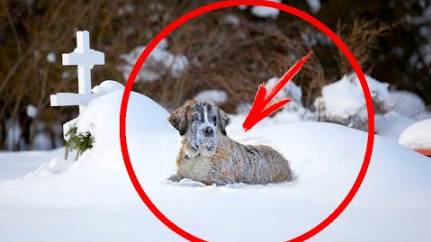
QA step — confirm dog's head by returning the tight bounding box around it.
[168,100,230,157]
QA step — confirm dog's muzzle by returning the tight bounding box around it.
[202,126,214,137]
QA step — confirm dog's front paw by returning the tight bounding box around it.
[167,174,183,183]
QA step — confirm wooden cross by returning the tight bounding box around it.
[50,30,105,113]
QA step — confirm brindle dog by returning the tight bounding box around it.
[168,100,293,185]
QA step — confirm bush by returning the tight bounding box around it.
[64,126,94,160]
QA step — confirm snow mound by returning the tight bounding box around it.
[119,39,188,82]
[91,80,124,96]
[12,81,175,186]
[321,73,389,118]
[194,89,228,104]
[399,119,431,150]
[315,73,390,130]
[1,81,431,241]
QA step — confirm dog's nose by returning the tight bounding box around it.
[203,126,214,137]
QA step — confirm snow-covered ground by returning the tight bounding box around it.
[0,83,430,242]
[0,149,61,181]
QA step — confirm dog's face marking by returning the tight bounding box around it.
[168,100,230,157]
[190,102,217,155]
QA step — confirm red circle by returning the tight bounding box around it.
[119,1,375,241]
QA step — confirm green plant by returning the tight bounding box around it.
[64,126,94,161]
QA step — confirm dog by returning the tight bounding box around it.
[168,100,293,185]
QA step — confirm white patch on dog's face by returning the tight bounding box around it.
[169,100,230,158]
[188,102,218,156]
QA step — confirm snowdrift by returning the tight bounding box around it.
[399,119,431,153]
[0,82,430,242]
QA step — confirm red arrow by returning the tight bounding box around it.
[242,51,313,131]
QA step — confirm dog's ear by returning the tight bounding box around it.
[218,109,230,135]
[168,104,188,135]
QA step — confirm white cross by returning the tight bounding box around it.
[50,30,105,113]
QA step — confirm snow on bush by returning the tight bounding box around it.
[305,0,321,13]
[399,119,431,151]
[119,39,188,82]
[5,119,23,150]
[311,74,430,138]
[250,0,280,19]
[26,104,38,118]
[264,77,315,122]
[265,77,302,103]
[235,74,427,140]
[194,89,228,104]
[222,14,240,26]
[46,52,56,63]
[314,73,391,130]
[236,102,252,114]
[387,90,427,119]
[247,0,320,18]
[236,77,314,123]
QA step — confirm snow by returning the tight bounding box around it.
[319,74,390,120]
[46,52,56,63]
[5,120,23,150]
[63,80,124,135]
[265,77,302,102]
[310,73,431,143]
[238,74,428,142]
[222,14,240,26]
[417,111,431,120]
[119,39,189,82]
[26,104,38,118]
[0,81,430,241]
[250,0,280,19]
[118,3,134,16]
[306,0,321,13]
[194,89,228,104]
[236,102,252,114]
[375,111,416,140]
[313,73,395,131]
[262,77,314,122]
[387,90,427,119]
[399,119,431,150]
[61,71,70,79]
[91,80,124,96]
[32,131,52,150]
[0,149,62,180]
[417,4,431,65]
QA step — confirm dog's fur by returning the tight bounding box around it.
[168,100,292,185]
